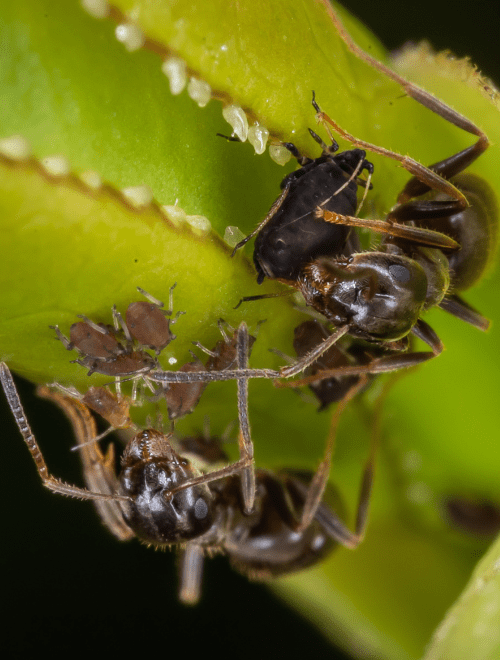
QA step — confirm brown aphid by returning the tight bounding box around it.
[52,320,125,361]
[75,350,157,378]
[293,320,360,410]
[204,321,256,372]
[164,358,208,420]
[125,285,183,355]
[82,386,134,430]
[444,497,500,536]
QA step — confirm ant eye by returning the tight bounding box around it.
[388,263,411,283]
[194,497,210,520]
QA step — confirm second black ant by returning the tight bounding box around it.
[232,82,495,378]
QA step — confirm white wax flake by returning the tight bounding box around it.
[80,0,109,19]
[406,481,432,504]
[222,104,248,142]
[402,449,422,472]
[161,57,187,95]
[0,135,31,161]
[186,214,211,235]
[168,357,178,365]
[79,170,102,189]
[224,226,245,248]
[248,124,269,155]
[115,23,145,52]
[162,205,187,226]
[41,155,71,177]
[187,77,211,107]
[269,144,292,166]
[122,185,153,207]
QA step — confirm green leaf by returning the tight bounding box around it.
[1,2,499,659]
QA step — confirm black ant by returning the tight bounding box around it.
[0,360,379,605]
[231,87,495,377]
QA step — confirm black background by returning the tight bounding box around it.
[2,2,499,658]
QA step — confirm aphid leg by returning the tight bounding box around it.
[112,305,133,343]
[231,179,293,256]
[0,363,131,505]
[178,543,205,605]
[49,324,73,350]
[318,0,489,200]
[296,376,367,532]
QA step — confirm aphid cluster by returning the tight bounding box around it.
[50,285,181,396]
[2,5,498,608]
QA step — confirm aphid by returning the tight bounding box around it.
[231,113,371,284]
[163,356,208,420]
[51,319,125,361]
[50,383,137,433]
[123,284,183,355]
[51,286,181,396]
[444,497,500,537]
[292,320,374,410]
[1,361,378,605]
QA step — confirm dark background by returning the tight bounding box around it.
[2,2,499,659]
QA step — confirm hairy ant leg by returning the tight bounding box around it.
[317,0,489,197]
[37,385,135,539]
[0,362,131,507]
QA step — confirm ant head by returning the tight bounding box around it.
[120,429,214,545]
[309,253,428,341]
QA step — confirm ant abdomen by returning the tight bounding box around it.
[120,429,214,545]
[226,470,336,578]
[412,173,498,292]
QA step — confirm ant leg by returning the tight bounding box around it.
[36,385,135,540]
[299,371,398,547]
[0,363,132,506]
[234,288,294,310]
[178,543,205,605]
[276,319,442,390]
[279,325,352,379]
[230,179,293,256]
[235,323,256,513]
[439,294,490,331]
[317,1,489,201]
[296,376,367,533]
[316,208,460,251]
